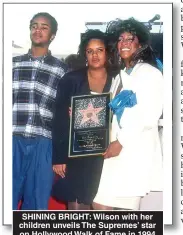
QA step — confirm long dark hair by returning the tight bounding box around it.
[77,29,120,76]
[106,17,159,70]
[78,29,109,60]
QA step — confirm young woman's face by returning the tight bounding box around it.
[117,32,141,61]
[85,39,107,69]
[30,16,54,47]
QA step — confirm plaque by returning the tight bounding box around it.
[68,93,112,158]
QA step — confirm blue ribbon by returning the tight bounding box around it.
[109,90,137,127]
[156,58,163,73]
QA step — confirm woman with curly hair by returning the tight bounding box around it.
[51,29,118,210]
[93,18,163,210]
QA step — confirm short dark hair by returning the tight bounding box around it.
[78,29,109,60]
[65,54,85,71]
[30,12,58,35]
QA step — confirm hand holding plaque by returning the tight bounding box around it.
[68,93,111,158]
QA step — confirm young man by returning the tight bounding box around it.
[13,12,67,210]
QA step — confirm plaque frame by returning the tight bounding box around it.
[68,92,112,158]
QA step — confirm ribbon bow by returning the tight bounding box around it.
[109,90,137,127]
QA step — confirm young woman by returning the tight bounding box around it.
[51,29,118,209]
[93,18,163,210]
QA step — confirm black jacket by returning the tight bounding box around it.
[52,67,113,164]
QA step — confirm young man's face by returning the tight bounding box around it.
[30,16,54,47]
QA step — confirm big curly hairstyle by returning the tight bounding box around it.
[106,17,159,69]
[77,29,109,60]
[77,29,119,75]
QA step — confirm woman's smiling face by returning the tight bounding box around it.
[117,32,141,61]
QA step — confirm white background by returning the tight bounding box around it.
[9,2,165,55]
[0,0,181,234]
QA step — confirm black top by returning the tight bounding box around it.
[52,67,113,204]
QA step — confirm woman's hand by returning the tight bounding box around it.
[53,164,67,178]
[103,140,122,159]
